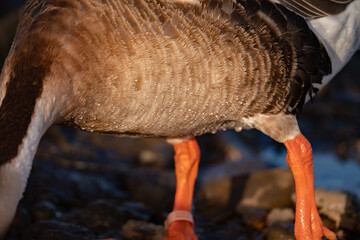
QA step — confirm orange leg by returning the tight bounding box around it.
[164,138,200,240]
[284,133,336,240]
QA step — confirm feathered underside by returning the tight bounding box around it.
[0,0,337,142]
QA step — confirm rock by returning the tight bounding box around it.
[196,175,237,221]
[198,132,247,166]
[291,188,360,234]
[122,220,166,240]
[138,149,168,168]
[137,140,173,169]
[65,200,153,235]
[21,220,94,240]
[267,222,295,240]
[237,206,268,229]
[237,168,295,210]
[124,168,176,212]
[30,201,57,222]
[266,208,295,226]
[24,161,126,208]
[196,158,268,221]
[195,217,254,240]
[315,189,360,231]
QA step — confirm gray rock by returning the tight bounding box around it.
[267,222,295,240]
[315,189,360,231]
[237,168,295,210]
[266,208,295,226]
[291,188,360,233]
[122,220,166,240]
[196,158,268,221]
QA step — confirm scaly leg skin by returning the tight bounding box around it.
[164,138,200,240]
[284,133,336,240]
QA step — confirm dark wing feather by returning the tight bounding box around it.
[274,3,332,111]
[202,0,331,113]
[278,0,353,19]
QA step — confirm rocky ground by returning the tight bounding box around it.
[1,2,360,240]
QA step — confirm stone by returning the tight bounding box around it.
[21,220,94,240]
[24,161,126,208]
[122,220,166,240]
[124,168,176,212]
[315,189,360,231]
[137,140,173,169]
[291,188,360,233]
[64,199,152,235]
[196,158,268,221]
[30,201,57,222]
[237,206,268,229]
[266,208,295,226]
[237,168,295,210]
[267,222,295,240]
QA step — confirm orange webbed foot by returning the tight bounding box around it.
[293,203,336,240]
[164,221,198,240]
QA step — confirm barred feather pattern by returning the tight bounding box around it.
[2,0,331,139]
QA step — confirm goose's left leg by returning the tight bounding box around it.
[164,138,200,240]
[254,114,336,240]
[284,134,336,240]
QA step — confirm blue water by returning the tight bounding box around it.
[261,148,360,198]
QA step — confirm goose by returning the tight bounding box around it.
[0,0,359,239]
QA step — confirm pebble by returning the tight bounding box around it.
[122,220,166,240]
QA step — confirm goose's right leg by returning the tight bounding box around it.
[98,138,200,240]
[164,138,200,240]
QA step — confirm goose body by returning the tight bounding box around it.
[0,0,359,239]
[2,0,318,138]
